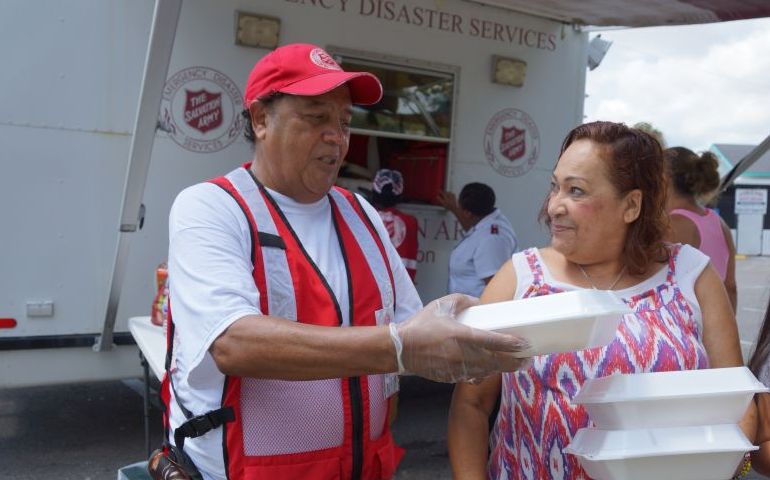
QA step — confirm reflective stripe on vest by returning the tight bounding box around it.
[328,187,394,317]
[226,168,296,320]
[213,167,400,480]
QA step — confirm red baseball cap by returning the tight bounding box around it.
[243,43,383,107]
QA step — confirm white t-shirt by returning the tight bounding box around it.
[167,181,422,480]
[448,209,518,297]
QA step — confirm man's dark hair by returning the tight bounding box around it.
[242,109,255,144]
[459,182,495,217]
[242,93,286,145]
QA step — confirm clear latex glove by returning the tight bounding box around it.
[389,293,531,383]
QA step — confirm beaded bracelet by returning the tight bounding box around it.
[733,453,752,479]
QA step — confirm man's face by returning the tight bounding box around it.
[251,86,352,203]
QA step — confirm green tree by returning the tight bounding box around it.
[633,121,666,148]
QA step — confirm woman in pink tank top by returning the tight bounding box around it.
[665,146,737,311]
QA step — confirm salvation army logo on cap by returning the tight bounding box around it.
[310,48,342,71]
[159,66,245,153]
[483,108,540,177]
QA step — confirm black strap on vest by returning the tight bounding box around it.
[165,297,234,451]
[167,338,235,450]
[174,406,236,450]
[257,231,285,250]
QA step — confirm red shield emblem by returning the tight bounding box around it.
[499,126,526,162]
[184,89,223,134]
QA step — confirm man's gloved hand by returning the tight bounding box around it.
[388,293,530,383]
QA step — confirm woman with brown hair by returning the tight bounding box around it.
[665,146,737,311]
[447,121,754,480]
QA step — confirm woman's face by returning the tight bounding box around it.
[547,139,641,264]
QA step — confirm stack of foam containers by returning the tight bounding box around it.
[564,367,767,480]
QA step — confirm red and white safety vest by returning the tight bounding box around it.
[161,165,403,480]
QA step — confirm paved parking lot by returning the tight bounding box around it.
[735,255,770,356]
[1,256,769,479]
[737,256,770,480]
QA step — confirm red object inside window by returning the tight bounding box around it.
[343,135,447,204]
[385,141,447,204]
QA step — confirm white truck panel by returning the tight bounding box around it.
[0,126,128,336]
[0,0,153,134]
[0,0,588,385]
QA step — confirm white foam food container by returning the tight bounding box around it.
[564,424,756,480]
[573,366,768,429]
[456,290,631,357]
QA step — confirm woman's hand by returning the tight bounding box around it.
[751,393,770,475]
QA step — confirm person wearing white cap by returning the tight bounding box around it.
[157,43,529,480]
[371,169,419,281]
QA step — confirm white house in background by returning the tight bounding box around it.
[712,144,770,256]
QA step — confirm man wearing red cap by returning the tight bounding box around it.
[161,43,528,480]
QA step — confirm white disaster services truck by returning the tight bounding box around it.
[3,0,767,387]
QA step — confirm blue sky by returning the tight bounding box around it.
[585,17,770,152]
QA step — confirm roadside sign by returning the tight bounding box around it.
[735,188,768,215]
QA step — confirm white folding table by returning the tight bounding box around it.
[128,316,166,457]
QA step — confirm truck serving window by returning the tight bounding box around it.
[333,54,456,207]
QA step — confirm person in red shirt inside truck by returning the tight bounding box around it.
[371,169,419,282]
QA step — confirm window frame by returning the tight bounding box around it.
[328,46,460,209]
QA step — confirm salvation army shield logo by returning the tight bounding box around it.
[159,67,245,153]
[184,89,222,134]
[379,211,407,248]
[310,48,342,70]
[500,126,526,162]
[484,108,540,177]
